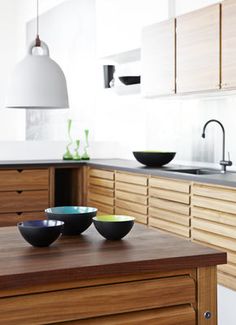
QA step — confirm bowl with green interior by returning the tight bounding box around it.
[93,215,135,240]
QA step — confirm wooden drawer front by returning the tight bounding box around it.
[116,190,148,205]
[149,197,190,216]
[116,172,148,186]
[0,211,44,227]
[150,177,190,193]
[0,276,195,324]
[150,187,190,204]
[116,199,148,215]
[0,169,49,191]
[149,207,190,227]
[88,192,114,207]
[0,190,49,213]
[116,181,148,195]
[192,183,236,202]
[73,305,195,325]
[149,217,190,238]
[115,207,148,225]
[192,195,236,215]
[89,168,114,180]
[88,200,114,215]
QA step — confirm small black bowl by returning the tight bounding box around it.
[45,206,97,236]
[133,151,176,167]
[93,215,135,240]
[119,76,141,85]
[17,220,64,247]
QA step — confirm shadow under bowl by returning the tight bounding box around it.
[17,220,64,247]
[45,206,97,236]
[133,151,176,167]
[93,215,135,240]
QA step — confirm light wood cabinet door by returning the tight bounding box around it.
[149,177,191,238]
[87,168,115,215]
[115,171,148,224]
[222,0,236,89]
[142,18,176,97]
[176,4,220,93]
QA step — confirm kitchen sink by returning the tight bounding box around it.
[167,168,222,175]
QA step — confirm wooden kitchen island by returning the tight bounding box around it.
[0,224,226,325]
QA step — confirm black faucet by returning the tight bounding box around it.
[201,119,232,173]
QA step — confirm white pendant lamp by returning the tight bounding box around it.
[6,0,69,109]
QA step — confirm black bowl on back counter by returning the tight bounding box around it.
[133,151,176,167]
[93,215,135,240]
[45,206,97,235]
[17,220,64,247]
[118,76,140,85]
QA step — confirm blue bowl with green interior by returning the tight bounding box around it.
[45,206,97,235]
[17,220,64,247]
[93,215,135,240]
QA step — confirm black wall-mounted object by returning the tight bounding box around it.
[103,65,115,88]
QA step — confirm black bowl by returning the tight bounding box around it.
[118,76,140,85]
[93,215,135,240]
[45,206,97,236]
[133,151,176,167]
[17,220,64,247]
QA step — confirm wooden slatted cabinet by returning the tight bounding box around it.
[0,168,51,226]
[115,171,148,224]
[87,168,115,215]
[192,182,236,290]
[149,176,191,238]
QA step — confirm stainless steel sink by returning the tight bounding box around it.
[167,168,222,175]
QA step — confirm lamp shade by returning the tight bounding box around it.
[6,41,69,109]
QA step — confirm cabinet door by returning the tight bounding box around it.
[222,0,236,89]
[176,4,220,93]
[142,19,176,97]
[115,171,148,224]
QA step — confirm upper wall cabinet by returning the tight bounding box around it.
[176,4,220,93]
[222,0,236,89]
[142,19,176,97]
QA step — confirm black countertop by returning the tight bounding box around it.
[0,158,236,187]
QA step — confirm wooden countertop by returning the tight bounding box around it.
[0,224,226,292]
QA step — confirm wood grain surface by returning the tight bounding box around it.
[0,224,226,292]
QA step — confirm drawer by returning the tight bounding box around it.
[116,181,148,195]
[149,187,190,204]
[116,199,148,215]
[150,177,190,193]
[0,169,49,191]
[192,195,236,214]
[88,185,114,197]
[0,211,44,227]
[0,276,195,324]
[149,197,190,216]
[149,217,190,238]
[116,190,148,205]
[115,207,148,225]
[88,192,114,206]
[149,207,190,227]
[116,172,148,186]
[192,206,236,227]
[193,183,236,202]
[0,190,49,213]
[89,168,114,180]
[76,305,196,325]
[88,177,114,189]
[88,200,114,215]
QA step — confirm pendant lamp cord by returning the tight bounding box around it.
[35,0,41,46]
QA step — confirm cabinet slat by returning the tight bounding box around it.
[192,195,236,214]
[116,199,147,215]
[89,169,114,180]
[192,183,236,202]
[89,177,114,189]
[116,190,148,205]
[150,197,190,216]
[150,187,190,204]
[149,217,190,238]
[88,192,114,206]
[116,172,147,186]
[116,182,148,195]
[192,206,236,227]
[150,177,190,193]
[115,207,147,225]
[149,207,190,226]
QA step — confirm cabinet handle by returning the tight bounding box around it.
[17,169,23,173]
[17,212,23,216]
[204,311,212,319]
[17,191,23,194]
